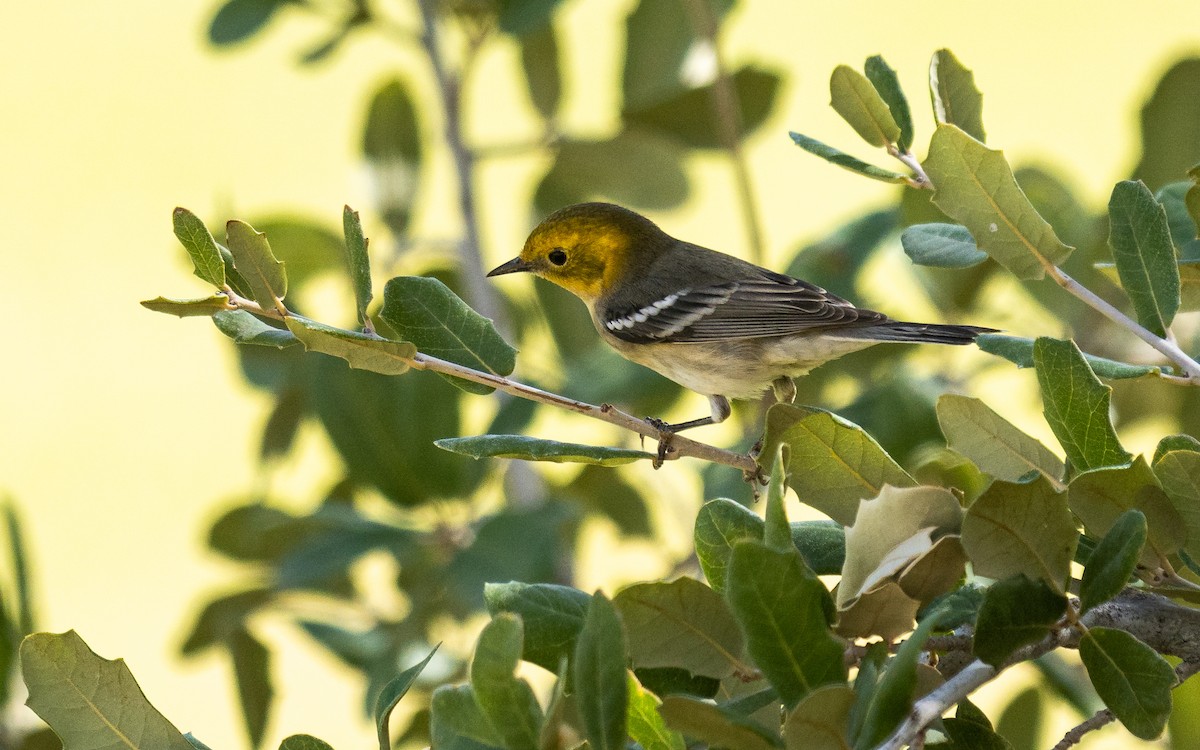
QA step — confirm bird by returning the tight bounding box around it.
[488,202,993,439]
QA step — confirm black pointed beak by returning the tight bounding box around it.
[487,257,534,277]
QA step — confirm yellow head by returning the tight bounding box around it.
[487,202,667,303]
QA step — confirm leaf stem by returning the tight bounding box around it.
[888,145,931,189]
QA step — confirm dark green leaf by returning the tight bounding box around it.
[994,687,1042,750]
[375,645,439,750]
[1107,180,1181,337]
[624,66,781,149]
[535,130,689,213]
[362,79,422,235]
[789,133,908,184]
[285,316,415,374]
[381,276,516,394]
[961,477,1076,594]
[245,217,343,289]
[1132,59,1200,191]
[1079,628,1175,740]
[1156,182,1200,260]
[614,577,744,680]
[929,49,985,142]
[621,0,733,111]
[830,64,901,148]
[760,404,915,526]
[213,310,299,348]
[973,576,1066,667]
[791,521,846,576]
[924,584,985,631]
[977,333,1162,379]
[5,504,34,637]
[185,733,215,750]
[1034,337,1132,471]
[1080,510,1146,613]
[694,498,763,593]
[518,24,560,119]
[230,629,272,748]
[141,294,232,318]
[658,695,782,750]
[21,631,194,750]
[226,220,287,306]
[181,589,274,654]
[941,717,1012,750]
[260,384,306,461]
[864,55,913,152]
[484,583,591,674]
[937,394,1065,483]
[173,207,226,287]
[435,435,652,466]
[924,125,1071,280]
[568,464,653,537]
[727,541,845,709]
[764,446,791,551]
[900,223,988,268]
[1068,457,1183,565]
[278,736,334,750]
[470,615,544,750]
[854,611,940,750]
[342,206,373,329]
[429,685,503,749]
[1154,434,1200,464]
[498,0,565,35]
[634,666,720,698]
[575,593,628,750]
[207,503,304,562]
[209,0,284,46]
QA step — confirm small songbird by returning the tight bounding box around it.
[488,202,993,434]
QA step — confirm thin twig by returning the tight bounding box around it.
[888,145,931,189]
[1051,661,1200,750]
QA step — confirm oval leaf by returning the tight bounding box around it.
[789,132,908,184]
[929,49,985,142]
[1154,449,1200,558]
[285,315,415,375]
[900,223,988,268]
[470,615,544,750]
[658,695,782,750]
[213,310,299,348]
[937,394,1065,484]
[864,55,913,152]
[226,220,287,306]
[172,207,225,287]
[694,498,764,593]
[829,65,901,148]
[1034,337,1132,471]
[342,206,374,329]
[1079,627,1175,740]
[1108,180,1181,337]
[977,333,1162,379]
[574,593,628,750]
[1069,457,1183,565]
[1080,510,1147,614]
[973,576,1067,668]
[484,582,591,674]
[435,435,652,466]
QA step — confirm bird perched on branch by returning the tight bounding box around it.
[489,202,992,440]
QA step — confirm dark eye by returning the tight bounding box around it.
[548,248,568,266]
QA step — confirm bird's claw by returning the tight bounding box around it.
[645,416,676,469]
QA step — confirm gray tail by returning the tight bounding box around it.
[839,321,997,345]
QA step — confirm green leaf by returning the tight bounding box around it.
[791,521,846,576]
[226,220,287,306]
[783,684,854,750]
[229,628,271,748]
[141,294,233,318]
[994,688,1042,750]
[1079,628,1175,740]
[726,541,845,709]
[1034,337,1132,471]
[209,0,285,46]
[635,666,720,698]
[900,223,988,268]
[829,65,901,148]
[764,446,791,551]
[976,333,1162,379]
[21,630,194,750]
[284,316,416,375]
[1069,457,1184,565]
[961,477,1076,594]
[694,499,763,593]
[658,695,782,750]
[789,133,908,184]
[362,79,422,235]
[929,49,985,142]
[864,55,913,152]
[973,576,1067,667]
[518,24,561,120]
[614,578,744,680]
[760,404,915,526]
[924,124,1072,280]
[941,716,1013,750]
[937,394,1065,484]
[498,0,566,35]
[1154,449,1200,558]
[375,645,439,750]
[1131,59,1200,192]
[213,310,299,348]
[342,206,373,329]
[435,435,652,466]
[1155,435,1200,463]
[380,276,516,394]
[1156,181,1200,260]
[484,583,591,674]
[470,615,544,750]
[574,593,628,750]
[535,130,689,213]
[278,736,335,750]
[854,611,941,750]
[621,0,733,111]
[628,674,686,750]
[430,685,503,749]
[1080,510,1146,614]
[172,207,226,287]
[4,503,33,637]
[624,66,781,149]
[1107,180,1181,337]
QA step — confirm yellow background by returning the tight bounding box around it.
[2,1,1199,748]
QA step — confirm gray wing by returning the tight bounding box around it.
[601,273,888,344]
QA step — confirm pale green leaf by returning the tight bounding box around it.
[435,435,652,466]
[342,205,374,329]
[694,499,763,594]
[789,132,908,184]
[375,645,439,750]
[961,477,1077,594]
[658,695,782,750]
[1080,510,1146,614]
[1107,180,1181,337]
[929,49,985,142]
[977,333,1162,379]
[900,223,988,268]
[1069,457,1183,565]
[764,445,791,551]
[628,673,685,750]
[1079,628,1175,740]
[21,630,194,750]
[284,316,415,375]
[783,684,854,750]
[835,581,920,642]
[226,219,287,306]
[829,65,901,148]
[937,394,1065,483]
[864,55,913,152]
[141,294,233,318]
[1154,449,1200,558]
[213,310,299,348]
[172,208,226,288]
[429,685,503,749]
[574,593,627,750]
[470,615,543,750]
[1034,337,1132,471]
[924,124,1072,280]
[614,577,744,680]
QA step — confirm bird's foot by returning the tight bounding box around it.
[645,416,677,469]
